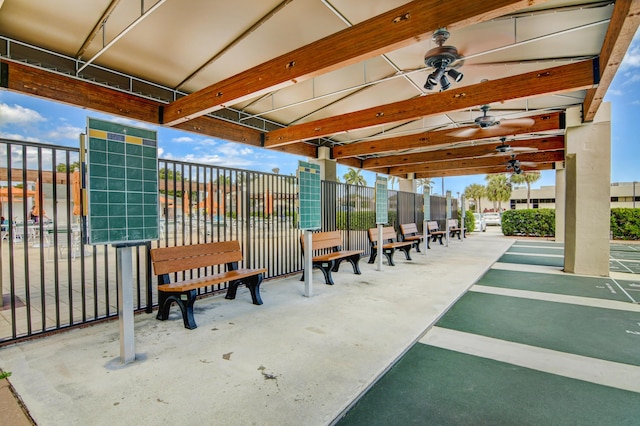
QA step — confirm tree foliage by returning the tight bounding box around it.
[343,168,367,186]
[510,171,541,209]
[485,174,512,210]
[464,183,486,212]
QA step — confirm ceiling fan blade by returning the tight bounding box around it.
[510,146,537,153]
[498,118,536,128]
[448,127,480,138]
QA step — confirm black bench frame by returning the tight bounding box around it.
[367,226,413,266]
[300,231,363,285]
[150,241,266,329]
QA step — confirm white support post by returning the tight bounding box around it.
[304,230,313,297]
[423,220,428,254]
[376,224,383,271]
[116,245,135,364]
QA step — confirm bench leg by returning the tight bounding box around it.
[156,289,198,330]
[414,241,421,253]
[317,260,336,285]
[383,248,395,266]
[226,274,264,305]
[399,245,412,261]
[345,254,362,275]
[368,249,377,264]
[436,234,443,245]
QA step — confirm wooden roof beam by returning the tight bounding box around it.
[0,60,272,149]
[415,163,554,179]
[265,59,597,148]
[336,112,564,160]
[388,150,564,176]
[363,136,565,170]
[161,0,549,126]
[583,0,640,122]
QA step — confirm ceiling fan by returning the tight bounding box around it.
[504,153,539,174]
[489,137,537,156]
[423,28,464,91]
[449,105,536,138]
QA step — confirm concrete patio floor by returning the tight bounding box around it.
[0,229,509,425]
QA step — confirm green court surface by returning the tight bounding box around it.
[498,253,565,267]
[337,344,640,426]
[478,269,632,302]
[512,240,564,248]
[436,292,640,366]
[610,259,640,274]
[506,246,564,255]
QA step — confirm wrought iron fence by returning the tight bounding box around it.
[0,138,452,345]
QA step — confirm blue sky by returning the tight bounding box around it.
[1,29,638,196]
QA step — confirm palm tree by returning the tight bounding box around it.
[387,176,397,190]
[416,178,433,193]
[464,183,486,213]
[509,171,541,209]
[343,168,367,186]
[485,174,512,211]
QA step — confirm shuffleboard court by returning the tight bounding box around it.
[498,253,565,267]
[337,344,640,426]
[478,269,632,302]
[436,292,640,366]
[506,246,564,255]
[512,240,564,248]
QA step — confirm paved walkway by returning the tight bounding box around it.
[1,229,639,425]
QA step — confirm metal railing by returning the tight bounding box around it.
[0,138,452,345]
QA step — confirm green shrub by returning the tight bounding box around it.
[610,208,640,240]
[501,209,555,237]
[460,210,475,233]
[336,211,376,230]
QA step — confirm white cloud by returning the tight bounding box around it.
[0,131,30,141]
[607,89,623,96]
[172,136,195,143]
[46,124,84,141]
[0,102,46,126]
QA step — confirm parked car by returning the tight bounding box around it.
[483,212,502,226]
[473,213,486,232]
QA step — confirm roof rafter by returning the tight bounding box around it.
[364,136,565,170]
[388,150,564,176]
[264,59,597,148]
[335,112,564,160]
[583,0,640,122]
[161,0,549,126]
[416,163,555,179]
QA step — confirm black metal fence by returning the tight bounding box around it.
[0,138,453,345]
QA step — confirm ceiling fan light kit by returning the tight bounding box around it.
[423,28,464,91]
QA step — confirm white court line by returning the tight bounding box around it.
[610,276,638,304]
[421,327,640,393]
[492,262,565,275]
[471,285,640,312]
[610,258,635,274]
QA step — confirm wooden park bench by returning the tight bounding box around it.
[367,226,413,266]
[300,230,363,285]
[426,221,447,248]
[149,241,266,329]
[447,219,465,240]
[399,223,424,253]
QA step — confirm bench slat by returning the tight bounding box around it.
[158,268,267,292]
[300,230,343,252]
[312,249,362,262]
[150,241,243,276]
